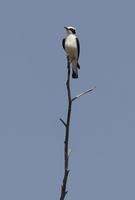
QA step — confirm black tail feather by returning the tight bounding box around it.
[77,63,80,69]
[72,70,78,79]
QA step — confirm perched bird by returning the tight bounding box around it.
[62,26,80,79]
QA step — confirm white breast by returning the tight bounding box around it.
[65,34,77,60]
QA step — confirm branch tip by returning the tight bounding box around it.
[60,118,67,127]
[72,86,96,102]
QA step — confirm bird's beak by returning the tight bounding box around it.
[64,27,68,30]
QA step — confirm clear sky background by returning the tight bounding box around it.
[0,0,135,199]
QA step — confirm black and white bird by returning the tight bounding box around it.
[62,26,80,79]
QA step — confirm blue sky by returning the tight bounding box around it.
[0,0,135,199]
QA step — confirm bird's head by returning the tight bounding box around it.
[64,26,76,35]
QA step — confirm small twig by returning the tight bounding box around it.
[72,86,96,102]
[60,118,67,127]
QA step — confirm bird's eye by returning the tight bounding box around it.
[70,28,76,34]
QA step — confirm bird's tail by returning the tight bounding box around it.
[72,63,79,79]
[72,69,78,79]
[77,63,80,69]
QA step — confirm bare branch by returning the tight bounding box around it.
[72,86,96,102]
[60,118,67,127]
[59,56,95,200]
[60,57,72,200]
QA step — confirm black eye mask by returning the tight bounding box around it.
[69,28,76,34]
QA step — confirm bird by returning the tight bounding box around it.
[62,26,80,79]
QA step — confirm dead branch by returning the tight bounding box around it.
[60,57,72,200]
[60,118,67,127]
[72,86,96,102]
[59,57,95,200]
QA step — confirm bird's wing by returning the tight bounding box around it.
[76,38,80,59]
[62,38,65,49]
